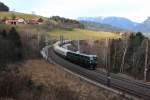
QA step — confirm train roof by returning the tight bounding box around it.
[70,50,97,58]
[54,41,97,58]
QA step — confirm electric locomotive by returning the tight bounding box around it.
[53,41,97,69]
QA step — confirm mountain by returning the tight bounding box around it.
[0,2,9,11]
[136,17,150,33]
[79,17,137,30]
[81,21,129,32]
[78,17,150,33]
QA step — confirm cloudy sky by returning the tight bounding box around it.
[1,0,150,22]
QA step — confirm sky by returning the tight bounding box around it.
[0,0,150,23]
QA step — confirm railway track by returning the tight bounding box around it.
[41,46,150,100]
[95,70,150,90]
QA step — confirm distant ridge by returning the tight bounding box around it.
[78,16,150,33]
[81,21,129,32]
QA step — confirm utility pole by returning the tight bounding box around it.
[45,35,49,46]
[37,33,40,50]
[77,39,80,53]
[105,38,111,86]
[62,35,64,44]
[144,39,149,82]
[60,35,63,47]
[45,35,49,60]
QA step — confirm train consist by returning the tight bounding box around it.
[53,41,97,69]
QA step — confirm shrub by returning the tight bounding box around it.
[0,72,33,98]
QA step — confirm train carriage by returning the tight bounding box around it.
[53,41,97,70]
[53,41,68,57]
[66,51,97,69]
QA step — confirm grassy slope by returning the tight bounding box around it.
[0,23,120,40]
[0,11,43,19]
[0,12,120,40]
[48,28,120,40]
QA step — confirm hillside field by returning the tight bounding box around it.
[0,11,43,19]
[0,12,120,40]
[48,28,120,40]
[0,24,120,40]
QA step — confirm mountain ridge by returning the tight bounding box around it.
[78,16,150,33]
[80,21,130,32]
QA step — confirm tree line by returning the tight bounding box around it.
[0,2,9,11]
[44,16,84,29]
[107,32,150,80]
[50,16,80,24]
[79,32,150,81]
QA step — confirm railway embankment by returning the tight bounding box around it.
[20,59,128,100]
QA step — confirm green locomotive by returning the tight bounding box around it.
[54,41,97,70]
[66,51,97,69]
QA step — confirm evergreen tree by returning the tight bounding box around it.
[8,27,23,60]
[1,29,7,38]
[8,27,22,47]
[129,32,144,51]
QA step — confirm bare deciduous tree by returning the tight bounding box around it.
[120,33,129,73]
[144,38,149,82]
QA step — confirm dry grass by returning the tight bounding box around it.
[48,28,120,40]
[19,59,127,100]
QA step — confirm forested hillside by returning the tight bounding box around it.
[0,2,9,11]
[45,16,84,29]
[75,32,150,80]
